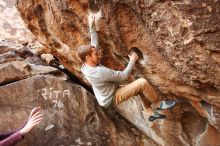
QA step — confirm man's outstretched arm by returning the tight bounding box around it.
[100,53,139,81]
[89,10,102,49]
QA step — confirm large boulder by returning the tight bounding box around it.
[0,75,141,146]
[14,0,220,145]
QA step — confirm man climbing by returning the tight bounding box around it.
[77,1,176,121]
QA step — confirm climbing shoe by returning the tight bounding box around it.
[157,99,176,110]
[149,113,166,122]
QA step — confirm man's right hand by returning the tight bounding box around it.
[128,52,139,62]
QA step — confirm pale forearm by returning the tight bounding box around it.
[91,31,99,49]
[122,60,135,77]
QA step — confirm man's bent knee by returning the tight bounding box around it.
[137,78,149,88]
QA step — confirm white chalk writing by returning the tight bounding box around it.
[52,100,64,108]
[38,88,70,108]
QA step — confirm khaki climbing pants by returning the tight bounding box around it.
[114,78,158,105]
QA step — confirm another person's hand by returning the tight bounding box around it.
[128,52,139,62]
[20,107,43,136]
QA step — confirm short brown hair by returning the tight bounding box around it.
[77,45,94,62]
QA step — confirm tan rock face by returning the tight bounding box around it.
[15,0,220,145]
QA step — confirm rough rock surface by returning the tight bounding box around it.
[13,0,220,145]
[0,41,156,146]
[0,0,34,42]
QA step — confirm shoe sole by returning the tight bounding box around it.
[157,101,176,110]
[149,115,166,122]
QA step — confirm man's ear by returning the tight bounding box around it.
[85,55,89,62]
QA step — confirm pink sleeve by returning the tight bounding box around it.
[0,131,23,146]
